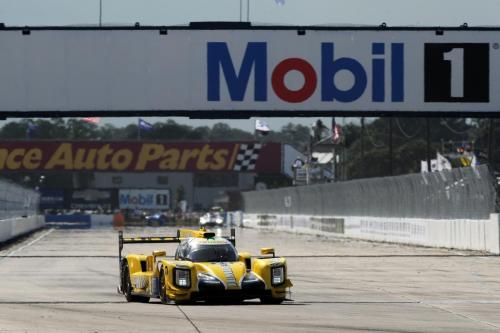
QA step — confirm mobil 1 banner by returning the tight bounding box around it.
[119,189,170,210]
[424,43,489,103]
[0,28,499,113]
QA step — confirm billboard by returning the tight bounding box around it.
[0,141,281,173]
[119,189,170,210]
[39,189,65,209]
[70,189,113,210]
[0,27,499,114]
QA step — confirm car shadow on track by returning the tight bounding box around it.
[147,300,303,306]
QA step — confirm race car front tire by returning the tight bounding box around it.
[159,269,170,305]
[122,262,150,303]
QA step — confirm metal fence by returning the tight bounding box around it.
[243,165,497,220]
[0,179,39,220]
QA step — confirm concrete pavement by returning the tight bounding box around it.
[1,227,500,332]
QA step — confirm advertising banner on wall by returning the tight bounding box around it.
[0,141,281,173]
[39,189,65,209]
[0,27,499,114]
[119,189,170,210]
[70,189,113,210]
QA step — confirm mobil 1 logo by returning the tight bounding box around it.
[424,43,489,102]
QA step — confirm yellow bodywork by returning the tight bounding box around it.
[121,228,292,304]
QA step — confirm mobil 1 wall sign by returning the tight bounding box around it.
[0,27,499,115]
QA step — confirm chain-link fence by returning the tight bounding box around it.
[0,180,39,220]
[243,165,497,220]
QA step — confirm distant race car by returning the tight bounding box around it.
[199,212,225,227]
[118,228,292,304]
[143,212,169,226]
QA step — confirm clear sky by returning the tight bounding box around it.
[1,0,498,27]
[0,0,498,132]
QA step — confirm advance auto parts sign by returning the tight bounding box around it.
[0,28,499,113]
[0,141,280,173]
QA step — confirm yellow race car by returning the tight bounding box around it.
[118,228,292,304]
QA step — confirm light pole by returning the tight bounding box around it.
[99,0,102,27]
[239,0,242,22]
[238,0,251,22]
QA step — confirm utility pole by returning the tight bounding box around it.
[360,117,365,177]
[426,118,431,172]
[488,118,495,167]
[332,146,336,182]
[239,0,243,21]
[388,117,393,176]
[99,0,102,27]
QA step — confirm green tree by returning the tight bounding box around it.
[66,119,99,139]
[0,121,29,139]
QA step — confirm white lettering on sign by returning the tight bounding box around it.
[443,48,465,98]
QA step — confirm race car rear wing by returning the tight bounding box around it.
[118,228,236,267]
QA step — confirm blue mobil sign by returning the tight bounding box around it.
[207,42,404,104]
[0,27,498,114]
[119,189,170,210]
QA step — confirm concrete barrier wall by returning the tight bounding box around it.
[44,214,114,228]
[242,213,500,254]
[0,215,45,243]
[243,166,496,220]
[90,214,114,228]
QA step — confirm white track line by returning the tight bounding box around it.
[4,228,55,257]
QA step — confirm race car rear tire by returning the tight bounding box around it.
[260,297,284,305]
[122,262,150,303]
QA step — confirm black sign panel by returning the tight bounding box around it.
[425,43,489,103]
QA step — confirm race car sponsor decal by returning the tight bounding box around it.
[196,239,228,245]
[268,258,284,265]
[219,262,238,289]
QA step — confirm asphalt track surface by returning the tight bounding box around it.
[1,226,500,333]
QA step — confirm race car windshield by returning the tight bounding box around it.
[186,244,238,262]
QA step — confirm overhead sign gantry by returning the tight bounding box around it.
[0,23,498,117]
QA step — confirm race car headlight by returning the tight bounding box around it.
[271,266,285,286]
[174,268,191,288]
[197,272,218,282]
[215,218,224,224]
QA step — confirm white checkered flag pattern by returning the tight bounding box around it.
[233,143,262,171]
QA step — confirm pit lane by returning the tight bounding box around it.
[1,227,500,333]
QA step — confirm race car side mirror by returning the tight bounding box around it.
[153,250,166,258]
[260,247,275,257]
[239,252,251,270]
